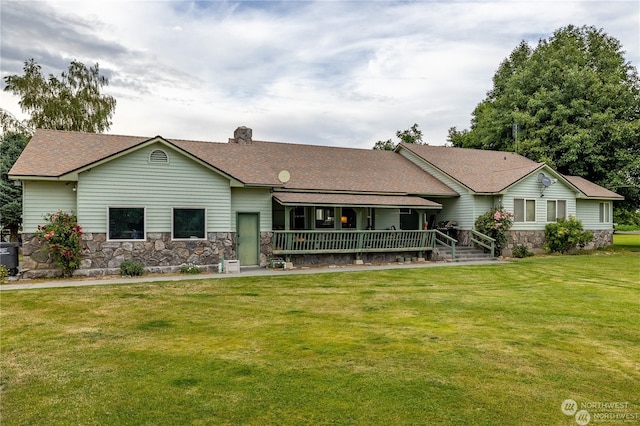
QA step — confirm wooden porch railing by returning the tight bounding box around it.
[433,229,458,259]
[272,230,443,257]
[470,230,496,257]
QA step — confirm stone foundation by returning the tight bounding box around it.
[285,251,432,267]
[502,229,613,257]
[21,232,238,279]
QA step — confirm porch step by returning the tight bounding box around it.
[438,245,497,263]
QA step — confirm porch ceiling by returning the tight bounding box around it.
[273,192,441,209]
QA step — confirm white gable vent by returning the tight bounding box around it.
[149,149,168,164]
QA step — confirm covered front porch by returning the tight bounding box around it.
[272,229,457,258]
[270,192,459,264]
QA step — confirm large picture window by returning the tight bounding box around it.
[514,199,536,223]
[108,207,145,240]
[173,208,206,239]
[546,200,567,222]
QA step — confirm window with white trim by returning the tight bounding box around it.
[546,200,567,222]
[599,202,611,223]
[108,207,145,240]
[172,208,206,239]
[514,198,536,222]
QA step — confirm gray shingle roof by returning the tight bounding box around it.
[8,129,149,177]
[10,129,456,196]
[171,138,456,195]
[399,143,544,193]
[563,175,624,200]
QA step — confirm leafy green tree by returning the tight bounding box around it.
[0,108,33,136]
[449,25,640,211]
[373,123,425,150]
[4,59,116,133]
[0,133,29,241]
[2,59,117,238]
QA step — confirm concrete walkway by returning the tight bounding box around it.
[0,259,504,291]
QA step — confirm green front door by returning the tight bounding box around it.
[237,213,259,266]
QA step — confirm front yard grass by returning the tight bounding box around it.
[612,232,640,252]
[1,252,639,425]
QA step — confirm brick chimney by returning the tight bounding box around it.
[231,126,252,144]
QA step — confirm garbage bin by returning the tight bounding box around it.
[0,242,19,276]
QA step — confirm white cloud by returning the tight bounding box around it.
[1,0,638,148]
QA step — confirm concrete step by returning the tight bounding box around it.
[437,245,497,262]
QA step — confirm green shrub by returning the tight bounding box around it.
[512,244,533,258]
[544,216,594,254]
[0,264,8,283]
[179,263,202,274]
[613,207,640,227]
[474,209,514,256]
[35,211,83,277]
[615,224,640,232]
[120,260,145,276]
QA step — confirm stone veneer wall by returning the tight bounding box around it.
[502,229,614,256]
[285,251,432,267]
[21,232,239,278]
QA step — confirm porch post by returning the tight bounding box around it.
[284,206,291,230]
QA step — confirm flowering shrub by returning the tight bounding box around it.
[474,209,514,256]
[35,211,83,277]
[179,263,202,274]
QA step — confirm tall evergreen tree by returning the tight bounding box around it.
[0,133,29,241]
[449,25,640,210]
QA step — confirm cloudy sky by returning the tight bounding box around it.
[1,1,638,148]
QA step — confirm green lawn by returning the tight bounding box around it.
[613,232,640,252]
[1,253,639,425]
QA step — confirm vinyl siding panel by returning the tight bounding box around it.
[399,149,474,229]
[77,143,231,233]
[231,188,272,231]
[577,199,612,230]
[375,208,399,230]
[22,181,77,232]
[503,172,577,231]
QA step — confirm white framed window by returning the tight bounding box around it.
[172,208,206,239]
[514,198,536,223]
[599,202,611,223]
[108,207,146,240]
[546,200,567,222]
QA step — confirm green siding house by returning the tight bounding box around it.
[9,127,622,277]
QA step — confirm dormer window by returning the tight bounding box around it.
[149,149,168,163]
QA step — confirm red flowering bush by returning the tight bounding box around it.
[35,211,83,277]
[474,208,514,256]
